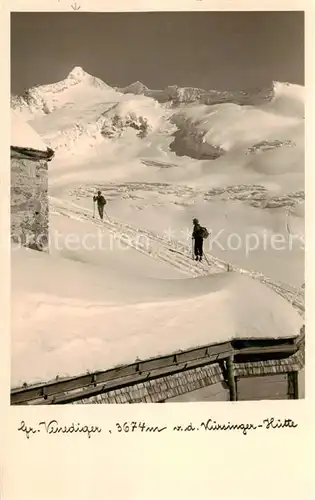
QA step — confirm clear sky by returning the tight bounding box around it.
[11,11,304,95]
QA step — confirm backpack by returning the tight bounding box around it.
[99,196,107,206]
[200,226,209,239]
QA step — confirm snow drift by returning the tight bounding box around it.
[11,247,303,387]
[11,109,48,151]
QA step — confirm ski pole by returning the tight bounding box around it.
[104,209,110,222]
[204,253,210,266]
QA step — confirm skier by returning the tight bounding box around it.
[192,218,209,261]
[93,190,107,220]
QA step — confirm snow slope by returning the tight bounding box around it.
[11,68,305,387]
[11,246,303,387]
[49,208,185,280]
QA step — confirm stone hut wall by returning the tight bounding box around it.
[11,152,49,251]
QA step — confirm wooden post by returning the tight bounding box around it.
[226,356,237,401]
[288,371,299,399]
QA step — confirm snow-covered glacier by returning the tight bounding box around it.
[12,68,304,180]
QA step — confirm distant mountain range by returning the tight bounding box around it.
[11,65,281,119]
[10,66,304,163]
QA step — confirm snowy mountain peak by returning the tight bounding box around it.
[120,81,149,95]
[67,66,90,81]
[11,66,115,120]
[64,66,112,91]
[129,81,148,89]
[272,80,304,97]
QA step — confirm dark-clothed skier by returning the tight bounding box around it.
[192,218,204,261]
[93,190,107,220]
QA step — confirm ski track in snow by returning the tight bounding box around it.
[51,198,215,278]
[50,196,305,316]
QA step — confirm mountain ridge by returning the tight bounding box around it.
[10,66,304,164]
[12,65,303,120]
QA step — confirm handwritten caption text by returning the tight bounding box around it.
[17,417,298,440]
